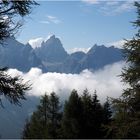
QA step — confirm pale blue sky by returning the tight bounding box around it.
[17,0,137,49]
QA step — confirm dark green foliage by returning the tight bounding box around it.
[22,94,50,138]
[0,0,38,41]
[0,1,37,105]
[22,89,113,139]
[88,92,104,138]
[22,92,62,139]
[61,89,107,138]
[0,68,30,105]
[121,1,140,114]
[80,89,93,138]
[61,89,83,138]
[107,2,140,138]
[46,92,62,138]
[103,97,112,125]
[106,97,138,138]
[101,97,112,138]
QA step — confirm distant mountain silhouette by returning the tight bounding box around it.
[0,36,124,73]
[0,37,45,72]
[34,35,68,63]
[77,44,123,72]
[33,36,124,73]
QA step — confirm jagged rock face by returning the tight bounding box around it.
[61,45,123,73]
[61,51,86,73]
[78,45,123,72]
[0,36,124,73]
[0,37,45,72]
[34,35,68,63]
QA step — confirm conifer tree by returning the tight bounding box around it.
[121,1,140,117]
[80,89,102,138]
[0,1,37,105]
[61,89,105,138]
[22,94,50,139]
[0,0,37,41]
[103,97,112,125]
[90,92,104,138]
[102,97,112,138]
[81,90,111,138]
[22,92,62,139]
[46,92,62,138]
[81,88,93,138]
[108,2,140,138]
[61,90,83,138]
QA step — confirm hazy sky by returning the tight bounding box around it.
[17,0,136,50]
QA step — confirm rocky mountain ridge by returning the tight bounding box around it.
[0,35,124,73]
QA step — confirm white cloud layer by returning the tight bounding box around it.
[82,0,99,4]
[7,61,127,102]
[28,34,55,49]
[28,37,44,49]
[40,20,50,24]
[67,47,91,54]
[39,15,61,25]
[106,40,127,49]
[47,15,61,24]
[82,1,135,15]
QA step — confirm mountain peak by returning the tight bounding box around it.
[44,35,61,45]
[34,35,68,63]
[88,44,107,54]
[49,35,55,39]
[93,44,106,49]
[46,35,57,42]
